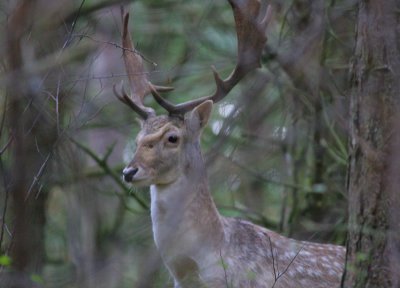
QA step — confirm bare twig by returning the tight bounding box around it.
[0,158,10,251]
[267,235,278,284]
[218,205,276,229]
[25,152,52,201]
[267,233,308,288]
[63,0,86,48]
[73,33,158,66]
[65,0,132,23]
[225,155,314,193]
[219,249,230,288]
[276,244,304,283]
[56,77,61,136]
[0,93,7,138]
[70,137,149,210]
[0,136,13,156]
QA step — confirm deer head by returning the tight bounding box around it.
[116,1,272,186]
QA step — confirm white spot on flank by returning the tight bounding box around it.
[321,256,330,263]
[284,251,296,259]
[329,269,338,276]
[333,261,343,269]
[300,251,312,257]
[297,266,305,274]
[300,278,310,285]
[310,269,322,277]
[322,262,331,268]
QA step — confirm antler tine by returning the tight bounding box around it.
[113,82,152,119]
[151,0,272,116]
[150,66,227,114]
[113,7,157,119]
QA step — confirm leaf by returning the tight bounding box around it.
[30,273,44,284]
[0,255,11,266]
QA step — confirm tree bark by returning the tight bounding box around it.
[4,1,54,286]
[343,0,400,287]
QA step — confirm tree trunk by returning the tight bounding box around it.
[343,0,400,287]
[4,1,55,286]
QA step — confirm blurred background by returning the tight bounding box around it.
[0,0,355,287]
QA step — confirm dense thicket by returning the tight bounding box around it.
[1,0,396,287]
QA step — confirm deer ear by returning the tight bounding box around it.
[185,100,213,133]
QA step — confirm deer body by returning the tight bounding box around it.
[152,171,345,287]
[123,110,345,288]
[114,1,346,287]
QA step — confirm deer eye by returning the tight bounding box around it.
[167,135,179,144]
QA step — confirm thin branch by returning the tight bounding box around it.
[267,235,278,285]
[276,244,304,283]
[0,42,94,89]
[56,77,61,136]
[0,136,13,155]
[226,156,314,193]
[218,205,276,229]
[0,93,7,138]
[63,0,86,48]
[219,249,230,288]
[73,33,157,66]
[25,152,52,201]
[70,137,149,210]
[0,110,10,250]
[65,0,133,23]
[0,158,9,251]
[268,233,308,288]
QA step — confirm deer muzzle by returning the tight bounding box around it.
[122,166,139,182]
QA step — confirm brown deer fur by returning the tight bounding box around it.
[123,101,345,287]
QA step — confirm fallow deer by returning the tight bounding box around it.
[114,1,345,287]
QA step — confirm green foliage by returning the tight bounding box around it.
[0,0,354,287]
[31,273,45,285]
[0,255,11,267]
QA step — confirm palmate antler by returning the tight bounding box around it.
[113,7,173,119]
[115,0,272,118]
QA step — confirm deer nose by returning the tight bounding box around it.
[123,167,138,182]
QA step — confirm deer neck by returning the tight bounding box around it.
[150,145,224,263]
